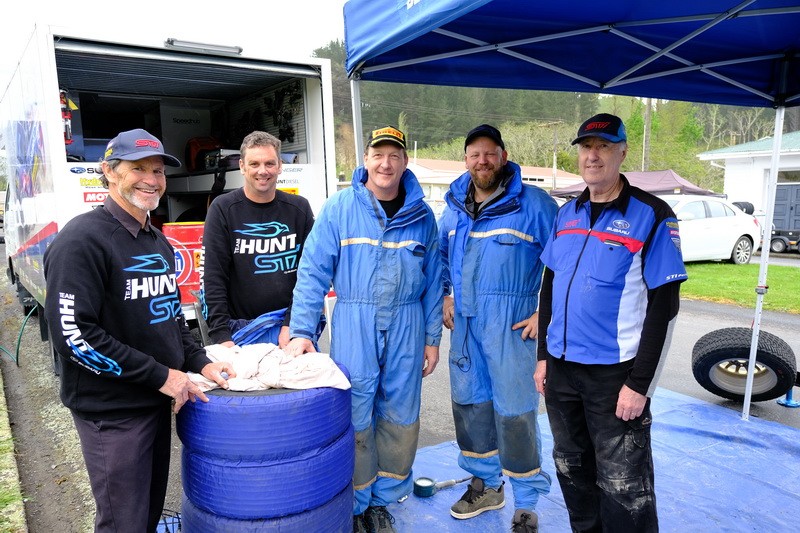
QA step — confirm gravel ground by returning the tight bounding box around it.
[0,285,95,533]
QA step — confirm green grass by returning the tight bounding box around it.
[682,262,800,314]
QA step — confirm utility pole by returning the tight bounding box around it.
[642,98,652,171]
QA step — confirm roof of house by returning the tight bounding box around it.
[407,158,582,188]
[698,130,800,159]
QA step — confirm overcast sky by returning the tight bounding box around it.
[1,0,348,91]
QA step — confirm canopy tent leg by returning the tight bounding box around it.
[351,78,365,163]
[742,106,785,420]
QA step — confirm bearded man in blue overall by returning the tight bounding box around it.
[439,124,557,532]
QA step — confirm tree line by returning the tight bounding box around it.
[315,40,798,192]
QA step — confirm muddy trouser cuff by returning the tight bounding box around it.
[353,418,420,514]
[453,400,551,508]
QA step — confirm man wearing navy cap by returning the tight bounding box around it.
[44,128,234,533]
[535,114,687,531]
[439,124,558,532]
[286,126,442,533]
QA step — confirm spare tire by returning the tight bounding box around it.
[181,483,353,533]
[692,327,796,402]
[732,201,755,214]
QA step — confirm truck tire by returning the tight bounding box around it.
[729,236,753,264]
[770,237,787,253]
[182,424,355,520]
[732,201,755,214]
[176,366,351,462]
[181,483,353,533]
[692,327,796,402]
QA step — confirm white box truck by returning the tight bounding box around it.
[1,25,337,348]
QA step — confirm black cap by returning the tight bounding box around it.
[465,124,505,151]
[366,126,406,149]
[571,113,627,145]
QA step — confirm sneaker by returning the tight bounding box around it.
[364,506,397,533]
[450,478,505,519]
[511,509,539,532]
[353,513,368,533]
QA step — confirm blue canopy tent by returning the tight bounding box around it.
[343,0,800,417]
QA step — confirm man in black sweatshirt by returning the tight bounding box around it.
[43,128,234,533]
[202,130,319,348]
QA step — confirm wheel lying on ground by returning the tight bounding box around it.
[692,327,797,402]
[729,236,753,264]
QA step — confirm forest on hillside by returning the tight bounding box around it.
[314,40,799,192]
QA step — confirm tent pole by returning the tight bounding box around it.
[742,105,785,420]
[350,78,365,163]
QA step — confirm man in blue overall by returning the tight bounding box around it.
[286,126,442,533]
[535,114,687,532]
[439,124,557,532]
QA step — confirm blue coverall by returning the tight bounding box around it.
[439,161,557,511]
[290,166,442,514]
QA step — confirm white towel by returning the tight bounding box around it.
[189,343,351,392]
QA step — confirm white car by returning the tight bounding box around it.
[660,194,762,264]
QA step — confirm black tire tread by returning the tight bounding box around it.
[692,327,796,401]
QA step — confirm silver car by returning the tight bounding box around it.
[661,194,762,264]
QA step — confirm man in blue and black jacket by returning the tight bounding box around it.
[535,114,687,532]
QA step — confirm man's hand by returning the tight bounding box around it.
[201,361,236,390]
[278,326,291,349]
[616,384,647,421]
[284,337,317,356]
[533,359,547,394]
[221,340,235,348]
[159,368,211,414]
[512,311,538,340]
[443,295,455,330]
[422,345,439,377]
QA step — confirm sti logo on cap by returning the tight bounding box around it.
[135,139,160,148]
[585,122,611,131]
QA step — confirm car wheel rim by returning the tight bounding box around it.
[736,240,751,263]
[709,358,777,394]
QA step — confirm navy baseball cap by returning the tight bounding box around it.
[367,126,407,149]
[104,128,181,167]
[571,113,627,145]
[465,124,505,151]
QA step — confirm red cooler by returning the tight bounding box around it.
[163,222,204,304]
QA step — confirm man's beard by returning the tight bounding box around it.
[472,166,504,193]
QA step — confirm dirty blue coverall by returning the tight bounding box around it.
[290,166,442,515]
[439,161,557,511]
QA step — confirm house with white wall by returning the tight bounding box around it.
[407,158,582,217]
[698,131,800,230]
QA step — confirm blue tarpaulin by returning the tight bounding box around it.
[391,388,800,531]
